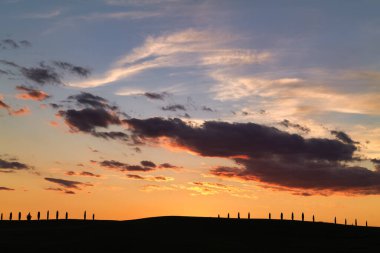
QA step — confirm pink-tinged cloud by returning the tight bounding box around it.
[16,86,50,101]
[49,121,59,127]
[66,170,101,178]
[10,107,30,116]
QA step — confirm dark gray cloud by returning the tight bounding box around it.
[159,163,181,169]
[53,61,91,77]
[57,92,129,142]
[161,104,186,111]
[20,63,61,85]
[92,131,129,141]
[144,92,167,100]
[126,174,144,180]
[279,119,310,134]
[16,86,50,101]
[125,117,380,195]
[0,186,14,191]
[201,106,214,112]
[19,40,32,47]
[44,177,92,189]
[98,160,154,172]
[45,187,75,194]
[0,69,9,75]
[0,158,31,172]
[126,118,356,161]
[58,108,121,133]
[0,39,31,49]
[331,130,358,145]
[140,160,156,168]
[67,92,112,109]
[0,60,90,85]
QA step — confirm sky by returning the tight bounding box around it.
[1,0,380,225]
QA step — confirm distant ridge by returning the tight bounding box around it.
[1,216,379,252]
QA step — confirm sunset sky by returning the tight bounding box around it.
[1,0,380,225]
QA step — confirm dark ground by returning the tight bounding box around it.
[0,216,379,252]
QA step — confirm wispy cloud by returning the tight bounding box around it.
[69,28,271,88]
[24,9,61,19]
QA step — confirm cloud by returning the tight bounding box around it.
[59,108,121,132]
[0,60,90,85]
[161,104,186,111]
[45,187,75,194]
[143,92,167,100]
[184,181,257,199]
[24,9,61,19]
[16,86,50,101]
[67,92,118,110]
[140,160,156,168]
[158,163,181,169]
[124,117,380,195]
[53,61,91,77]
[20,63,62,85]
[66,171,101,178]
[201,106,214,112]
[0,95,30,116]
[69,29,271,88]
[57,92,129,141]
[279,119,310,134]
[331,130,358,145]
[0,186,15,191]
[210,71,380,116]
[44,177,92,190]
[0,39,31,50]
[0,97,11,110]
[0,158,31,172]
[78,11,161,21]
[10,107,30,116]
[91,131,129,141]
[140,184,176,192]
[98,160,154,172]
[126,174,173,181]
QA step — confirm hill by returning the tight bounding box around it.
[0,216,379,252]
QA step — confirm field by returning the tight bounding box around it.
[0,216,379,252]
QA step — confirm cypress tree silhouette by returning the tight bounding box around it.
[302,212,304,222]
[248,212,250,219]
[84,211,87,220]
[27,212,31,221]
[1,213,2,220]
[9,212,12,221]
[227,213,230,219]
[345,218,347,225]
[366,221,368,227]
[269,213,271,220]
[56,210,59,220]
[355,219,357,226]
[218,214,220,218]
[312,215,315,222]
[65,212,68,220]
[92,214,95,221]
[47,210,49,220]
[37,211,40,221]
[281,212,283,220]
[238,212,240,219]
[18,212,21,221]
[291,212,294,221]
[334,217,336,224]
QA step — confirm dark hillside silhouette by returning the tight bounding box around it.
[0,216,379,253]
